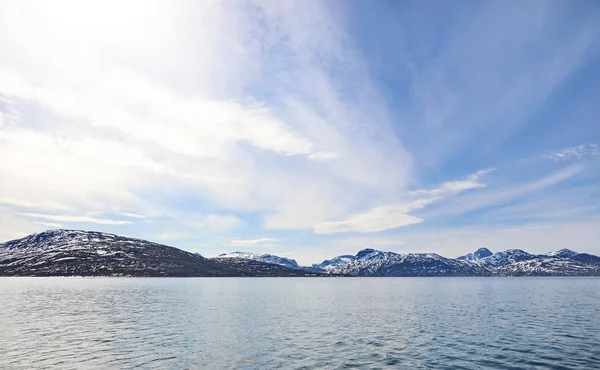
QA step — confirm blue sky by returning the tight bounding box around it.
[0,0,599,265]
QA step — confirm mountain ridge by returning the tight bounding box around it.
[1,230,599,277]
[0,230,325,277]
[216,251,299,269]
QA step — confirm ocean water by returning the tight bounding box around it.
[0,277,599,369]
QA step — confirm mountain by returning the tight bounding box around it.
[459,247,600,276]
[571,253,600,263]
[216,252,299,268]
[456,247,493,261]
[210,257,319,277]
[493,257,600,276]
[312,255,355,271]
[0,230,322,277]
[476,249,539,267]
[545,249,578,258]
[322,249,490,277]
[319,247,600,277]
[2,230,598,277]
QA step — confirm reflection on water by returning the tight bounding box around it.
[1,277,599,369]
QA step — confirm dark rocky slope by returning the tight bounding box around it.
[0,230,321,277]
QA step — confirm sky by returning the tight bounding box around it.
[1,0,599,265]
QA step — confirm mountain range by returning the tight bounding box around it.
[0,230,323,277]
[1,229,599,277]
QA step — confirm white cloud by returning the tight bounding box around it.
[546,143,599,161]
[423,164,584,218]
[34,222,62,228]
[227,238,281,247]
[2,0,594,256]
[314,169,491,234]
[0,0,413,233]
[119,212,146,219]
[314,204,424,234]
[308,151,339,161]
[410,168,494,196]
[19,213,132,225]
[0,197,72,212]
[0,128,165,218]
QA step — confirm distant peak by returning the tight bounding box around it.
[355,248,378,259]
[357,248,376,253]
[216,251,298,268]
[546,249,579,258]
[474,247,493,258]
[456,247,493,261]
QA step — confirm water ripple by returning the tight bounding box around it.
[0,277,599,369]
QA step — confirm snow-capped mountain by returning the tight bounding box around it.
[321,249,490,276]
[457,247,600,275]
[477,249,539,267]
[216,252,299,269]
[317,247,600,277]
[0,229,220,276]
[456,247,493,261]
[0,230,319,277]
[2,230,598,277]
[545,249,578,258]
[493,257,600,276]
[312,255,355,271]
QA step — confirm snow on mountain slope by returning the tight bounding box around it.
[216,251,299,268]
[0,230,314,277]
[322,247,600,276]
[0,229,224,276]
[312,255,354,271]
[325,249,490,276]
[494,257,600,276]
[478,249,539,267]
[456,247,493,261]
[456,247,600,276]
[545,249,579,258]
[3,230,599,277]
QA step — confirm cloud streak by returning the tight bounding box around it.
[315,169,492,234]
[546,143,599,161]
[0,1,598,260]
[19,213,132,225]
[0,0,413,236]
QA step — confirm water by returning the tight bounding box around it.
[1,277,599,369]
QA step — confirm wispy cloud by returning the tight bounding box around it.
[119,212,146,219]
[422,164,584,218]
[315,169,492,234]
[307,151,339,161]
[314,203,425,234]
[33,221,62,228]
[410,168,495,197]
[396,1,599,168]
[0,1,598,258]
[0,0,412,236]
[19,213,132,225]
[0,197,72,212]
[546,143,599,161]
